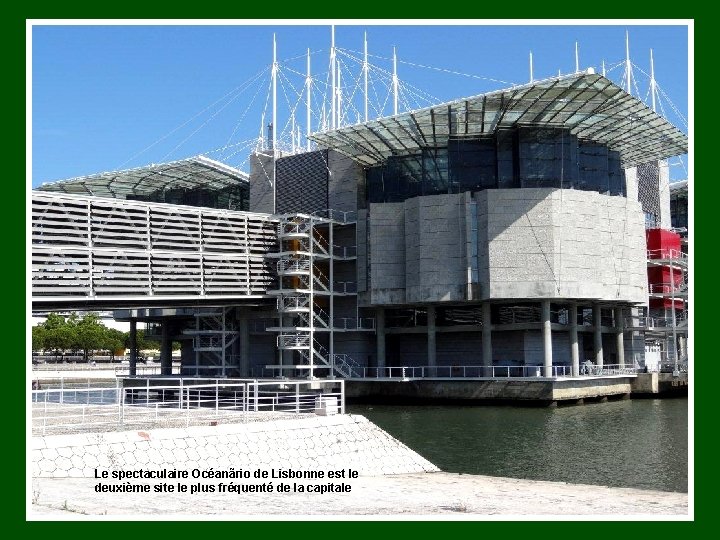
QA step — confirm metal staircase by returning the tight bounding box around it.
[265,213,362,379]
[183,308,239,376]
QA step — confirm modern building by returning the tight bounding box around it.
[32,71,689,383]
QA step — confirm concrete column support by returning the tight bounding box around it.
[542,300,552,377]
[376,307,386,376]
[427,305,436,376]
[160,319,172,376]
[239,314,250,377]
[569,303,579,377]
[615,306,625,368]
[129,318,137,377]
[482,302,492,377]
[594,303,604,369]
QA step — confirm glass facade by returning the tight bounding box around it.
[365,126,626,204]
[127,183,249,211]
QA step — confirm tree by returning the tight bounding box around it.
[73,313,106,362]
[103,328,126,361]
[38,313,74,361]
[31,325,46,352]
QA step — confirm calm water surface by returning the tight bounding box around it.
[349,398,688,492]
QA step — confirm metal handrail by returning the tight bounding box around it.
[342,364,640,379]
[31,378,345,435]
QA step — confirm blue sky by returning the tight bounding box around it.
[31,23,690,185]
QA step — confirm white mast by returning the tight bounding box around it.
[575,41,579,72]
[625,30,632,94]
[392,46,398,115]
[529,51,533,82]
[364,31,369,122]
[602,59,606,77]
[306,48,312,150]
[272,33,277,153]
[650,48,657,112]
[272,33,277,213]
[337,58,342,128]
[331,25,336,130]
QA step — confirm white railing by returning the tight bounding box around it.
[276,258,311,274]
[114,364,183,377]
[278,220,312,236]
[344,364,639,379]
[647,248,687,262]
[31,378,345,435]
[277,333,310,348]
[311,209,357,224]
[279,295,310,311]
[648,282,688,294]
[627,315,688,329]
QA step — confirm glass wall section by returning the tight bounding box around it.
[496,129,519,189]
[448,137,497,192]
[364,126,626,204]
[367,154,423,203]
[518,127,578,188]
[608,150,626,196]
[578,141,609,192]
[422,148,449,195]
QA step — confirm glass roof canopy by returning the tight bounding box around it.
[309,71,688,169]
[35,156,249,198]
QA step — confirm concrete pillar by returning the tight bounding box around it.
[427,305,436,376]
[615,306,625,368]
[160,320,173,376]
[593,304,604,369]
[129,318,137,377]
[542,300,552,377]
[482,302,492,377]
[376,308,386,376]
[239,315,250,377]
[569,303,579,377]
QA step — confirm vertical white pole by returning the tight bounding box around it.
[625,30,632,94]
[306,48,311,150]
[331,25,336,130]
[364,31,369,122]
[575,41,579,72]
[392,46,398,115]
[337,59,342,128]
[650,48,657,112]
[272,33,277,213]
[529,51,533,82]
[602,59,606,77]
[272,33,277,153]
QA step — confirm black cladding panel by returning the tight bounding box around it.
[276,150,329,214]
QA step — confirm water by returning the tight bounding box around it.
[349,398,688,493]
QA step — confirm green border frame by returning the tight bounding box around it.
[12,8,703,534]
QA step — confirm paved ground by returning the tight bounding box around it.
[30,473,688,518]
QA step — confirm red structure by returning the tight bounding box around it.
[646,229,685,309]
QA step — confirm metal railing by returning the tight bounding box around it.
[647,248,688,262]
[277,258,311,273]
[277,333,310,348]
[343,364,639,379]
[334,317,376,330]
[627,315,688,328]
[114,364,183,377]
[311,209,357,224]
[32,378,345,435]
